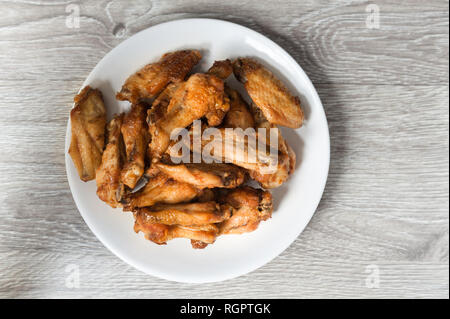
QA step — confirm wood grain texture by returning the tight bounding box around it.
[0,0,448,298]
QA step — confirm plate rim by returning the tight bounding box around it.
[65,18,330,283]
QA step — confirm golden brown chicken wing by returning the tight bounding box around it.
[248,153,291,188]
[116,50,202,103]
[222,87,255,129]
[123,171,201,210]
[218,186,272,235]
[233,58,304,128]
[134,221,219,245]
[170,224,219,244]
[69,86,107,181]
[162,73,230,126]
[96,114,125,207]
[208,59,253,128]
[183,124,280,174]
[148,73,230,159]
[207,59,233,79]
[248,137,295,188]
[155,161,246,189]
[248,103,296,188]
[146,82,181,126]
[133,201,231,226]
[120,103,149,189]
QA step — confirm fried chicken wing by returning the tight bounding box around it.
[233,58,304,128]
[96,114,126,207]
[247,103,296,188]
[134,222,219,245]
[116,50,202,103]
[208,60,251,128]
[123,172,201,210]
[134,222,168,245]
[248,152,292,188]
[207,59,233,79]
[218,187,273,235]
[69,86,107,181]
[222,87,255,129]
[120,103,149,189]
[170,224,219,244]
[155,161,246,189]
[148,73,230,159]
[133,201,232,226]
[163,73,230,126]
[183,124,280,174]
[146,82,181,126]
[249,136,295,188]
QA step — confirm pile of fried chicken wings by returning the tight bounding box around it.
[69,50,304,249]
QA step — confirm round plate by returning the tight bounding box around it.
[65,18,330,283]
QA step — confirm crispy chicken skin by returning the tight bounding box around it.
[196,188,216,202]
[134,222,219,245]
[69,86,107,181]
[116,50,202,103]
[248,154,290,188]
[120,103,149,189]
[218,187,273,235]
[233,58,304,128]
[191,240,209,249]
[249,147,292,188]
[96,114,126,207]
[146,83,181,126]
[170,224,219,244]
[148,73,230,159]
[155,161,246,189]
[222,87,255,129]
[207,59,233,79]
[123,172,201,210]
[133,201,232,226]
[249,132,295,188]
[163,73,230,126]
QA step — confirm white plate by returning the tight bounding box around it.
[65,18,330,283]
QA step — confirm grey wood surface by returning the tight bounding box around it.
[0,0,448,299]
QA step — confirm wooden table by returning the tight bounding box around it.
[0,0,448,298]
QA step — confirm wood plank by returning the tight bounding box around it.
[1,250,447,298]
[0,0,448,85]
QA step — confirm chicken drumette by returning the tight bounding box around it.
[133,222,220,246]
[116,50,201,104]
[155,160,246,189]
[133,201,232,226]
[123,170,203,210]
[218,186,273,235]
[222,87,255,129]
